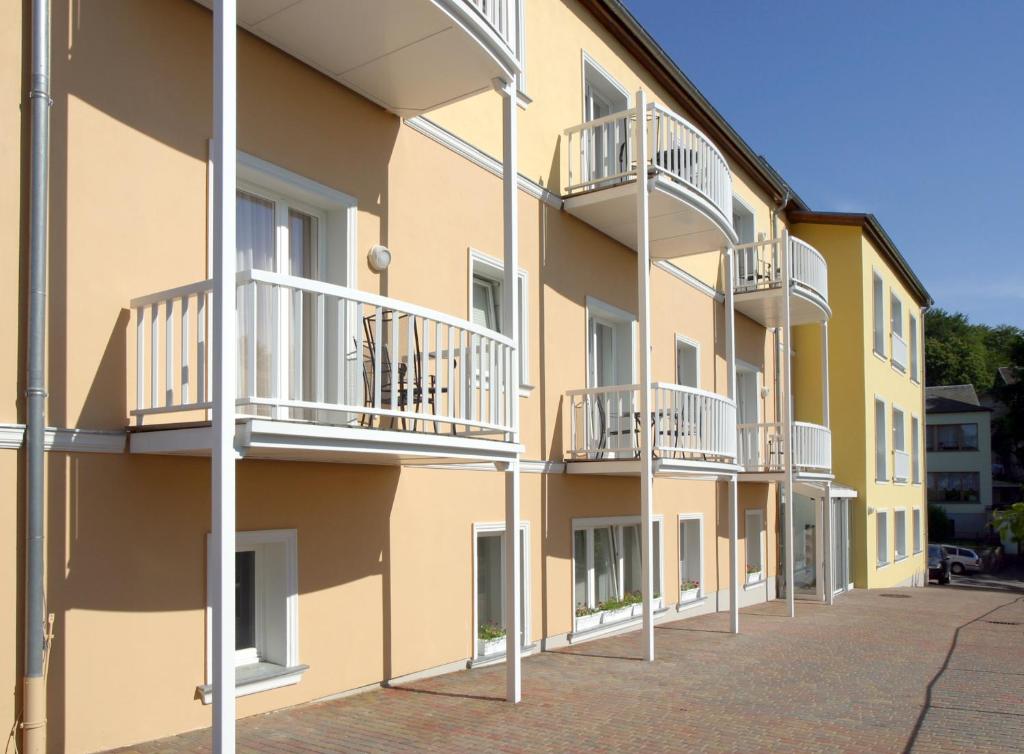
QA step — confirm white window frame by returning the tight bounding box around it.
[909,312,920,383]
[585,297,637,388]
[745,508,766,583]
[674,334,701,389]
[468,249,530,392]
[911,414,921,485]
[572,515,664,610]
[203,529,301,703]
[677,513,704,605]
[892,404,907,484]
[876,510,890,568]
[872,270,885,357]
[890,290,905,372]
[894,508,908,561]
[874,396,887,483]
[581,51,630,121]
[912,508,923,554]
[472,521,531,659]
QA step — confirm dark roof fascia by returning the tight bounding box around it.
[787,210,933,307]
[584,0,809,212]
[926,397,992,414]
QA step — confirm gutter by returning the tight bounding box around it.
[23,0,52,750]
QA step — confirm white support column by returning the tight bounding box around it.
[823,482,834,606]
[211,1,237,751]
[634,90,655,663]
[499,75,522,704]
[781,231,795,619]
[724,249,739,635]
[822,321,830,430]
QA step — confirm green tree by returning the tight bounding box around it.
[924,309,1024,393]
[992,502,1024,552]
[928,504,954,542]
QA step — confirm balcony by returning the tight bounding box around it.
[128,271,520,465]
[733,236,830,327]
[198,0,521,117]
[562,103,735,258]
[893,449,910,483]
[891,331,908,372]
[737,421,832,477]
[565,383,738,477]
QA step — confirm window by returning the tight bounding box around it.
[927,472,981,503]
[875,398,887,482]
[872,272,885,355]
[675,336,699,388]
[587,298,635,388]
[470,250,529,387]
[202,529,302,704]
[473,523,530,658]
[892,407,906,453]
[745,509,765,578]
[912,509,922,553]
[678,515,703,600]
[892,406,907,482]
[894,509,907,560]
[911,415,921,484]
[582,54,629,182]
[926,423,979,451]
[876,511,889,567]
[909,314,920,382]
[732,198,759,290]
[573,517,663,615]
[890,292,903,339]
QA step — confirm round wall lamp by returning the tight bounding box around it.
[368,244,392,272]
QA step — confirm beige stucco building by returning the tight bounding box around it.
[2,1,930,751]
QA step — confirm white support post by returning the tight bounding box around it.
[823,482,834,606]
[635,90,655,662]
[499,74,522,704]
[822,320,830,429]
[211,1,237,751]
[781,230,795,619]
[725,249,739,634]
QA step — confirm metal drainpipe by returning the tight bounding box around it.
[24,0,51,751]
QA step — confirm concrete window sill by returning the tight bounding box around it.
[196,662,309,705]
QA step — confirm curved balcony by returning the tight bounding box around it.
[203,0,521,117]
[738,421,832,476]
[733,235,830,327]
[566,383,737,476]
[128,270,520,465]
[562,103,735,258]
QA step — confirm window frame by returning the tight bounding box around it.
[745,508,766,583]
[585,297,637,389]
[872,270,886,357]
[874,397,888,483]
[911,414,921,485]
[677,513,704,604]
[876,510,890,568]
[912,508,923,554]
[674,334,701,389]
[894,508,908,561]
[572,515,664,611]
[469,248,530,391]
[203,529,302,702]
[927,422,980,452]
[909,313,920,383]
[927,471,982,503]
[472,521,531,659]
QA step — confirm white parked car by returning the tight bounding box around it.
[938,545,983,575]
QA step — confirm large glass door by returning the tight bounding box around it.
[791,492,824,601]
[830,497,852,596]
[474,527,529,659]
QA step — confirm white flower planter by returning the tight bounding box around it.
[602,606,632,624]
[746,571,764,585]
[477,636,506,657]
[629,596,664,617]
[680,588,700,603]
[575,612,602,632]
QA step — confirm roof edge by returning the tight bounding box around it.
[788,210,933,307]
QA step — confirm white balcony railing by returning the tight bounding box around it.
[566,383,737,463]
[737,421,832,474]
[464,0,517,48]
[733,235,829,306]
[893,449,910,483]
[891,331,908,372]
[132,271,516,440]
[563,103,732,223]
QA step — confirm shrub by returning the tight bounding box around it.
[477,622,506,641]
[681,579,700,591]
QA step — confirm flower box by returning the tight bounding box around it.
[746,571,763,585]
[477,636,506,657]
[680,587,700,603]
[574,612,602,632]
[628,595,664,617]
[601,605,632,624]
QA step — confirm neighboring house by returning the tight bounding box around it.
[790,213,932,590]
[0,1,926,751]
[926,386,995,541]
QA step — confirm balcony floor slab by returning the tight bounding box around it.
[565,457,740,480]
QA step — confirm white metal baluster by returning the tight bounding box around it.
[135,307,144,415]
[354,302,364,411]
[165,298,174,407]
[335,299,344,409]
[374,306,384,412]
[198,290,208,405]
[389,309,399,415]
[181,296,191,404]
[315,293,325,407]
[246,283,257,400]
[420,317,430,419]
[150,302,159,409]
[447,325,455,422]
[460,330,468,424]
[433,320,441,421]
[406,314,415,421]
[488,338,496,424]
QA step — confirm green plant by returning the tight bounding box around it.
[598,597,628,611]
[477,622,506,641]
[745,563,761,575]
[575,603,598,617]
[928,504,955,542]
[993,502,1024,552]
[680,579,699,591]
[623,591,643,605]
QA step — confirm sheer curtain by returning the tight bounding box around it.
[236,191,275,414]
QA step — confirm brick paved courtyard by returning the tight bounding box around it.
[112,583,1024,753]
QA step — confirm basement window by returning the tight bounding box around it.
[199,529,307,704]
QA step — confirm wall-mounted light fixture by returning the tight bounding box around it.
[368,244,392,273]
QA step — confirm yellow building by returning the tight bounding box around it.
[791,212,932,589]
[1,0,929,751]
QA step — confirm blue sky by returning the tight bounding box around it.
[623,0,1024,328]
